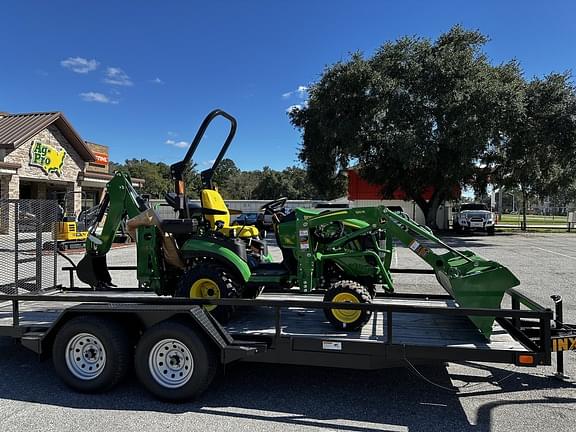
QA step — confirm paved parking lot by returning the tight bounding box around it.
[1,232,575,431]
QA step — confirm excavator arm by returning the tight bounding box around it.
[77,172,149,288]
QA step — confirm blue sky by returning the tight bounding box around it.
[1,1,574,170]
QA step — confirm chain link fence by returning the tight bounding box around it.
[0,199,58,295]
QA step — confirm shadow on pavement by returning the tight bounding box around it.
[0,338,574,431]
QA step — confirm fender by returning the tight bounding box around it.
[180,238,251,282]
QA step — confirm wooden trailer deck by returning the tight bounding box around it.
[0,290,526,352]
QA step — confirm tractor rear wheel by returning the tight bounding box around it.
[176,263,241,322]
[323,281,372,331]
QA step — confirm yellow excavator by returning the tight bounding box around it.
[54,191,89,250]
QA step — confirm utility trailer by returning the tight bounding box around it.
[0,198,574,401]
[1,281,575,401]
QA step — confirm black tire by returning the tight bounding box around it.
[453,222,461,232]
[322,263,377,299]
[365,283,377,299]
[486,226,495,236]
[175,263,241,322]
[135,320,218,401]
[52,316,131,393]
[323,280,372,331]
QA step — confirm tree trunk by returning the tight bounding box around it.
[521,190,528,231]
[414,192,443,230]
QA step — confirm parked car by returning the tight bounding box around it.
[232,212,260,226]
[453,203,495,235]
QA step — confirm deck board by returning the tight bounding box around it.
[0,291,526,351]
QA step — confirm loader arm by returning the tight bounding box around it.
[299,206,520,338]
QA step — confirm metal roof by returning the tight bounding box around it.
[0,112,95,161]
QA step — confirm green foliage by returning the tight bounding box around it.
[490,72,576,228]
[121,159,172,198]
[110,158,322,201]
[492,73,576,197]
[212,158,241,197]
[250,166,320,200]
[290,25,526,227]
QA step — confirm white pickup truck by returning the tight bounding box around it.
[453,203,496,235]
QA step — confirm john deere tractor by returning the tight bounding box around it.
[77,109,520,336]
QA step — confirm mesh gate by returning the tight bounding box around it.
[0,199,58,295]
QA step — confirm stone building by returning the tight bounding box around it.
[0,111,143,214]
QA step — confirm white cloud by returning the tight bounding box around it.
[104,67,133,86]
[282,85,308,99]
[150,77,164,84]
[286,104,302,113]
[79,92,118,104]
[61,57,99,73]
[165,139,188,148]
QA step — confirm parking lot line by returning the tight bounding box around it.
[531,246,576,260]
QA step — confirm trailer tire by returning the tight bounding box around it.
[323,281,372,331]
[176,264,240,322]
[135,320,217,401]
[52,316,131,393]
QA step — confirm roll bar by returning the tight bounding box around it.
[169,109,237,214]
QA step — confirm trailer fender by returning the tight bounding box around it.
[32,306,235,358]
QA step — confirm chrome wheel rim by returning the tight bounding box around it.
[65,333,106,380]
[148,339,194,388]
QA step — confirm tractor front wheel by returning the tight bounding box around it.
[323,281,372,331]
[176,264,241,322]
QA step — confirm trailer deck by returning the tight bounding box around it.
[0,290,525,352]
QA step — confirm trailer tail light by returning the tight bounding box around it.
[517,354,535,366]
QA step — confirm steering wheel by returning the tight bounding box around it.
[313,221,345,243]
[260,197,287,215]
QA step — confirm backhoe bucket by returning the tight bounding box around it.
[435,251,520,339]
[76,253,112,289]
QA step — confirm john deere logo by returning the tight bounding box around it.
[29,141,66,176]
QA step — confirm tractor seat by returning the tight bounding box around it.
[201,189,259,239]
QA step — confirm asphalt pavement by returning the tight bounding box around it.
[1,232,575,431]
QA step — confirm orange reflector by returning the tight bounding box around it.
[176,181,185,194]
[518,354,535,365]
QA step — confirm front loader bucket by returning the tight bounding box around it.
[435,251,520,339]
[76,253,112,288]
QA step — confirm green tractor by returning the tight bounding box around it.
[77,109,520,337]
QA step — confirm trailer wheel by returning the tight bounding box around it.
[135,320,217,401]
[176,264,240,322]
[52,316,131,393]
[323,281,372,331]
